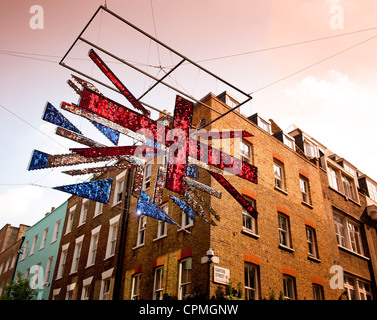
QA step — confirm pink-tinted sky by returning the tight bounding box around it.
[1,0,377,227]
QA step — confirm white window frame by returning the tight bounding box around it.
[29,235,38,256]
[153,266,164,300]
[51,220,61,243]
[65,205,76,234]
[306,227,318,259]
[105,214,120,259]
[70,235,84,274]
[242,198,257,235]
[136,216,147,247]
[143,164,152,190]
[333,214,364,256]
[65,283,75,300]
[44,256,53,285]
[155,204,168,240]
[21,241,28,260]
[278,214,291,249]
[178,258,192,300]
[131,273,141,300]
[81,276,93,300]
[328,165,339,190]
[181,212,194,229]
[86,226,101,267]
[40,228,48,250]
[100,278,111,300]
[274,161,285,191]
[300,176,310,204]
[57,243,69,279]
[113,171,126,206]
[94,201,104,218]
[78,199,89,226]
[283,275,296,300]
[240,140,252,164]
[244,263,259,300]
[312,284,324,300]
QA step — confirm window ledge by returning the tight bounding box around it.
[338,245,370,260]
[104,254,115,261]
[279,244,294,253]
[307,255,321,263]
[275,186,288,196]
[153,235,167,242]
[302,201,313,209]
[132,243,145,250]
[241,227,260,239]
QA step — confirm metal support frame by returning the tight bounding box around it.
[59,5,252,125]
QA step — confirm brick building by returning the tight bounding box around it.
[0,224,29,296]
[118,92,377,300]
[48,164,132,300]
[48,91,377,300]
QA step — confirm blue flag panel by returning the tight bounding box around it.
[28,150,50,171]
[89,120,120,146]
[53,178,113,204]
[42,102,82,134]
[136,191,178,225]
[168,195,197,221]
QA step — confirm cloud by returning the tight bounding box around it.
[283,69,377,179]
[0,186,44,227]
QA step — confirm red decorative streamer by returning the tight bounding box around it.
[209,171,258,220]
[89,49,150,117]
[165,96,194,194]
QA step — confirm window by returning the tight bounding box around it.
[333,214,364,256]
[65,284,75,300]
[143,164,152,190]
[342,175,355,200]
[358,281,372,300]
[71,236,84,274]
[87,226,101,267]
[44,257,53,285]
[94,201,104,217]
[105,215,120,259]
[240,141,252,164]
[79,199,89,226]
[306,227,318,259]
[182,212,194,229]
[136,216,147,246]
[39,228,48,250]
[304,139,318,159]
[283,275,296,300]
[30,235,38,256]
[153,267,164,300]
[300,176,310,204]
[278,214,291,249]
[66,205,76,234]
[244,263,259,300]
[274,161,285,191]
[100,278,111,300]
[328,166,339,190]
[344,277,357,300]
[131,273,141,300]
[57,244,69,279]
[21,241,28,260]
[178,258,192,300]
[81,285,91,300]
[113,171,126,205]
[156,205,168,239]
[312,284,324,300]
[51,220,61,243]
[242,198,257,235]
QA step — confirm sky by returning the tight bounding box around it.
[1,0,377,228]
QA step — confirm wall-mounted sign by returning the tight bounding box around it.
[213,266,230,285]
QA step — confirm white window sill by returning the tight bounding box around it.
[104,254,115,261]
[153,235,167,242]
[85,263,95,269]
[307,255,321,263]
[302,201,313,209]
[279,244,294,253]
[132,243,145,250]
[338,245,370,260]
[241,227,260,239]
[275,186,288,196]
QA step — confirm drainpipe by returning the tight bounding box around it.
[113,167,135,300]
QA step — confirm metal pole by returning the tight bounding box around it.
[112,166,134,300]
